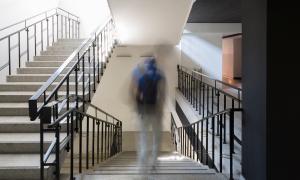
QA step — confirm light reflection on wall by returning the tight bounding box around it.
[180,31,222,80]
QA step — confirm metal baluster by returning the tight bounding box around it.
[52,15,54,44]
[70,111,74,179]
[41,21,43,51]
[101,121,104,162]
[82,55,85,111]
[196,122,199,162]
[68,18,71,39]
[8,36,11,75]
[206,118,209,165]
[192,124,195,160]
[55,126,60,180]
[86,116,89,169]
[93,40,96,91]
[66,77,70,151]
[104,123,107,160]
[217,91,220,135]
[201,120,203,163]
[212,116,215,168]
[97,36,100,83]
[65,16,67,38]
[223,95,227,144]
[75,58,79,132]
[46,18,49,47]
[201,82,205,118]
[229,110,234,180]
[88,48,91,102]
[97,121,100,163]
[26,28,29,61]
[92,118,95,166]
[18,32,21,68]
[60,15,63,39]
[219,114,223,172]
[57,14,59,40]
[79,114,82,173]
[34,24,37,56]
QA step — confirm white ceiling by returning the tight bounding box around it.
[108,0,194,45]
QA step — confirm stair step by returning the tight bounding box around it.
[0,133,67,153]
[26,61,93,67]
[0,154,54,180]
[0,116,39,133]
[81,174,226,180]
[47,45,78,51]
[57,38,85,43]
[0,82,93,91]
[17,67,95,74]
[34,55,70,61]
[0,102,79,116]
[0,91,87,102]
[7,74,98,83]
[92,169,215,175]
[52,41,83,47]
[41,50,73,56]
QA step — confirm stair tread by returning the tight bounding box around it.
[0,154,54,168]
[0,133,67,142]
[0,116,34,123]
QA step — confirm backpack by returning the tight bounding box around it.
[137,68,161,105]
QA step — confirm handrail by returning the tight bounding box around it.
[0,8,79,40]
[193,70,242,91]
[48,108,120,128]
[179,65,242,91]
[0,7,80,77]
[0,8,56,32]
[171,108,242,180]
[29,18,113,120]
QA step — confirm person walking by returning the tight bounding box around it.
[130,57,166,172]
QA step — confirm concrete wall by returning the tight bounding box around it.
[180,23,241,80]
[108,0,194,45]
[89,45,181,132]
[242,0,267,179]
[58,0,111,38]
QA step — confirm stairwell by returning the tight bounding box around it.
[0,39,86,180]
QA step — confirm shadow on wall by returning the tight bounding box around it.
[180,32,222,80]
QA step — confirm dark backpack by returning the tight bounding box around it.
[137,69,161,105]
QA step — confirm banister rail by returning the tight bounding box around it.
[0,7,80,77]
[32,17,118,179]
[29,18,114,120]
[171,108,242,180]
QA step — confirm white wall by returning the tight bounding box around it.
[180,23,242,79]
[108,0,194,45]
[89,45,181,132]
[0,0,59,82]
[58,0,111,38]
[0,0,59,29]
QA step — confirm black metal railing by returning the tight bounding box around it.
[171,109,242,180]
[39,95,122,180]
[28,18,115,121]
[26,17,117,179]
[177,65,242,144]
[0,8,80,77]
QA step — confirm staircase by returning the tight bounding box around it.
[79,151,226,180]
[0,39,85,180]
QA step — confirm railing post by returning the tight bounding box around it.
[229,109,234,180]
[55,125,60,180]
[70,110,74,180]
[26,28,29,62]
[8,36,11,75]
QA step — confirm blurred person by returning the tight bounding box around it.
[130,57,166,172]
